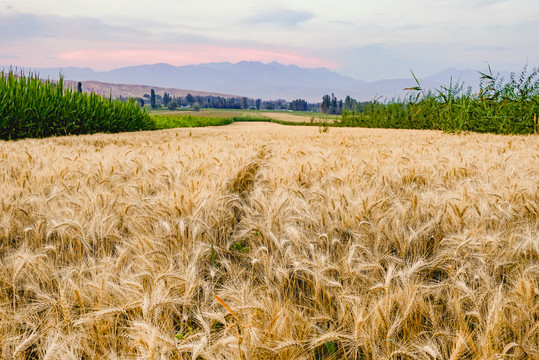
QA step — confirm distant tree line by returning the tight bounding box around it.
[129,90,321,112]
[319,94,371,115]
[124,89,371,114]
[289,99,308,111]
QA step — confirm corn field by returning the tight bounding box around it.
[0,70,154,140]
[1,123,537,359]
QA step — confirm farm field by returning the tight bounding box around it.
[1,123,538,359]
[151,109,339,124]
[260,112,339,124]
[150,109,269,119]
[149,109,338,130]
[150,110,270,130]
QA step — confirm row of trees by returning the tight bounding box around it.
[136,90,320,112]
[128,89,369,114]
[320,94,371,114]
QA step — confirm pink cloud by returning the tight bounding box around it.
[57,44,336,70]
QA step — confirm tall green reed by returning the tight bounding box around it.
[341,66,539,134]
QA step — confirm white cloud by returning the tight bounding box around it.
[0,14,148,41]
[247,9,314,28]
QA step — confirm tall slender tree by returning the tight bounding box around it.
[150,89,156,109]
[162,92,171,107]
[320,94,331,113]
[240,97,248,109]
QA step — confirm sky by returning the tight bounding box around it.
[1,0,538,81]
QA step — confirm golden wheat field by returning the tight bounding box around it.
[1,122,538,359]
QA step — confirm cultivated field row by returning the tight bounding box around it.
[1,123,538,359]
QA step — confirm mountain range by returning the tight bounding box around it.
[2,61,505,102]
